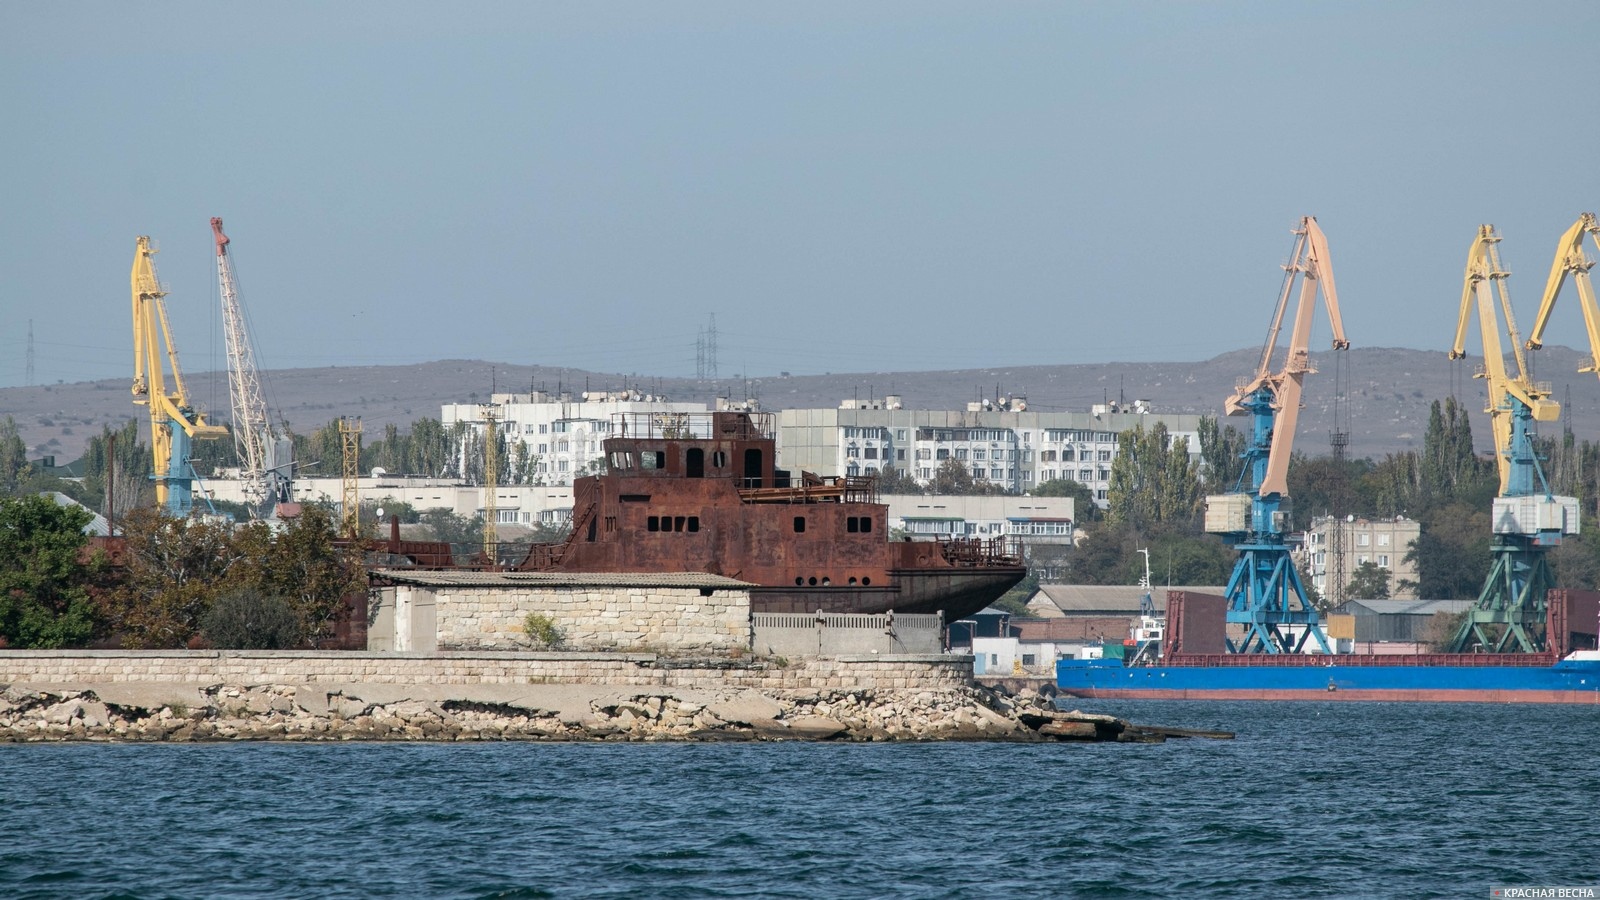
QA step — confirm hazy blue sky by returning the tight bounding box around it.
[3,2,1598,390]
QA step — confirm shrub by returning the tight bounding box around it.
[522,612,563,649]
[201,587,303,650]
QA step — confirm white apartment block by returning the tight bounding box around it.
[880,494,1075,544]
[1300,515,1422,601]
[775,398,1202,508]
[202,475,575,528]
[442,390,708,487]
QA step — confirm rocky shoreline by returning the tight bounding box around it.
[0,681,1217,744]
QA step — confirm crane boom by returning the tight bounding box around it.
[131,236,229,516]
[1448,225,1559,495]
[212,217,292,512]
[1523,212,1600,371]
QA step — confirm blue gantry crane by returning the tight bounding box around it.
[1204,217,1348,654]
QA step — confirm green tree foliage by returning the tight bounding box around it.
[107,510,241,647]
[0,417,31,497]
[1400,501,1490,599]
[928,458,976,495]
[1106,422,1200,531]
[0,495,101,647]
[76,420,150,516]
[201,586,301,650]
[1346,560,1392,600]
[1031,478,1101,522]
[873,466,923,495]
[1196,415,1248,490]
[1286,454,1376,530]
[108,504,364,648]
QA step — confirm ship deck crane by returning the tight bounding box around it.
[1445,224,1577,654]
[1204,216,1348,654]
[213,217,294,515]
[131,236,229,516]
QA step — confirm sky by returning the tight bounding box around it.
[3,2,1599,390]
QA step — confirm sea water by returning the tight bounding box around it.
[1,700,1596,898]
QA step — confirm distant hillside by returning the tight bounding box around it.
[8,347,1600,465]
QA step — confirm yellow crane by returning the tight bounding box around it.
[131,236,229,516]
[1445,224,1577,653]
[1523,212,1600,369]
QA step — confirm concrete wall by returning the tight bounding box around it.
[751,612,943,658]
[0,651,973,691]
[371,583,750,654]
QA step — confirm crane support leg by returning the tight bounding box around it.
[1224,542,1332,654]
[1446,537,1551,654]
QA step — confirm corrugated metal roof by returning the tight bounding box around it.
[371,570,753,589]
[1028,584,1225,614]
[1337,598,1472,616]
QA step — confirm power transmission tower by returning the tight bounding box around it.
[705,312,718,379]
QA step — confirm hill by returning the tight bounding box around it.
[8,346,1600,465]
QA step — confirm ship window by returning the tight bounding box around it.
[641,450,666,470]
[687,516,699,532]
[846,516,873,533]
[794,516,806,533]
[620,494,651,503]
[847,518,857,533]
[712,451,727,468]
[647,516,660,532]
[686,448,704,478]
[674,516,687,532]
[609,451,634,469]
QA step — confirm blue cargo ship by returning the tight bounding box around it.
[1056,650,1600,703]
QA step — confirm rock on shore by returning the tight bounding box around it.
[0,682,1077,743]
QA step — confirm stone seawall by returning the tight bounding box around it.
[0,650,973,692]
[0,651,1079,743]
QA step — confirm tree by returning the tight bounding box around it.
[201,586,301,650]
[1400,502,1490,600]
[874,466,923,495]
[1346,560,1392,600]
[1196,416,1247,490]
[107,509,240,648]
[229,504,365,645]
[1032,478,1101,522]
[0,495,101,647]
[1106,422,1200,531]
[928,458,977,495]
[0,417,31,497]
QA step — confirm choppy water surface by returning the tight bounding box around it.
[1,701,1597,898]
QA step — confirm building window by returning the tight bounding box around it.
[1378,534,1390,547]
[896,430,907,441]
[920,467,931,478]
[955,449,968,460]
[896,449,906,461]
[846,445,860,458]
[1022,654,1036,667]
[865,447,878,459]
[1098,450,1112,461]
[973,449,986,461]
[1378,554,1389,568]
[1358,534,1370,547]
[936,449,949,460]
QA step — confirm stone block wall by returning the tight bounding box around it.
[374,583,751,654]
[0,651,974,692]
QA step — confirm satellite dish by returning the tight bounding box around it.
[372,466,388,478]
[376,507,387,521]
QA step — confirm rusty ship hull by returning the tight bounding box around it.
[510,411,1027,621]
